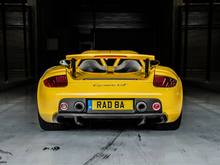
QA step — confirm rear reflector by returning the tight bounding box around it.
[44,75,67,87]
[60,102,68,111]
[152,102,161,111]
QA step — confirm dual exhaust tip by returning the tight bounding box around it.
[74,101,85,112]
[136,101,147,112]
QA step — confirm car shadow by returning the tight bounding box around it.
[63,119,163,131]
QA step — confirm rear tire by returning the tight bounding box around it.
[155,113,182,130]
[38,113,68,131]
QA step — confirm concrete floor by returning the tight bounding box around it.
[0,86,220,165]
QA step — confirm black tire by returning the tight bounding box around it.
[154,113,182,130]
[38,113,68,131]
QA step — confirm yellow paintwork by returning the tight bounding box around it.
[37,50,183,123]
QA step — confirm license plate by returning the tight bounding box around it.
[87,100,133,111]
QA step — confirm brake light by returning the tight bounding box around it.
[44,75,67,87]
[153,75,177,87]
[94,55,127,58]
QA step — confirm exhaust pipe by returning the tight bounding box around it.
[136,101,147,112]
[74,101,85,112]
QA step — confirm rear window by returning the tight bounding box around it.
[78,59,142,73]
[79,59,106,73]
[114,60,141,73]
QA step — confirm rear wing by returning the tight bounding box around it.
[63,53,156,79]
[66,53,155,61]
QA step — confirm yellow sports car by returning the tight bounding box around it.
[37,50,183,130]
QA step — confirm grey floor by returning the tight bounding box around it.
[0,85,220,165]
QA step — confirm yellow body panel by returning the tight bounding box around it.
[37,50,183,124]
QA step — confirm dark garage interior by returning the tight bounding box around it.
[1,0,220,164]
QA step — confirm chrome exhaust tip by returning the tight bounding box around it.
[74,101,85,112]
[136,101,147,112]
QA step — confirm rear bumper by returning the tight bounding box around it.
[55,113,167,123]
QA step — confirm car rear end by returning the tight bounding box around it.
[37,52,182,128]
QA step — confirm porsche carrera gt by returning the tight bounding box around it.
[37,50,183,130]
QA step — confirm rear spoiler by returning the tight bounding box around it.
[66,53,155,61]
[61,54,158,78]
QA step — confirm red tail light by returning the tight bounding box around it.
[153,75,177,87]
[44,75,67,87]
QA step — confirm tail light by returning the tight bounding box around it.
[153,75,177,87]
[44,75,67,87]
